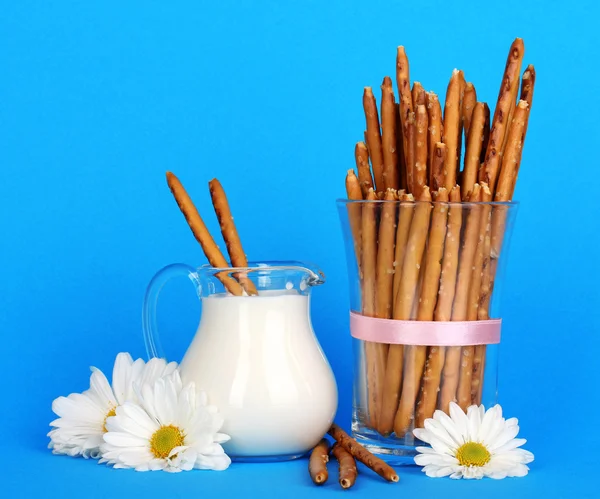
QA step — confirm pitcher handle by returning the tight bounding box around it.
[142,263,200,359]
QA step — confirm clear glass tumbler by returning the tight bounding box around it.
[337,197,518,464]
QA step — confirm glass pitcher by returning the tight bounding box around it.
[142,261,338,461]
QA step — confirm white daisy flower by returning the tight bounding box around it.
[101,370,231,473]
[48,353,178,458]
[413,402,534,479]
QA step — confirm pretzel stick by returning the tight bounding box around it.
[355,142,374,197]
[309,438,330,485]
[439,184,482,412]
[442,70,463,190]
[457,71,466,173]
[208,179,258,296]
[392,192,416,307]
[462,82,477,140]
[456,183,492,410]
[395,188,448,436]
[480,38,524,192]
[328,424,399,482]
[331,444,357,489]
[520,64,536,108]
[346,169,363,274]
[426,92,443,183]
[462,103,490,200]
[412,81,426,107]
[376,189,398,320]
[431,142,447,192]
[381,77,399,190]
[396,47,414,192]
[413,104,428,197]
[363,87,385,192]
[404,112,416,194]
[396,103,407,190]
[166,172,244,296]
[414,185,462,424]
[379,187,431,435]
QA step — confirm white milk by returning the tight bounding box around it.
[179,291,338,459]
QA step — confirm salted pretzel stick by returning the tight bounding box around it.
[404,112,416,193]
[412,81,426,107]
[396,47,414,191]
[480,38,524,192]
[439,184,483,413]
[328,424,399,482]
[331,444,357,489]
[396,103,407,190]
[426,92,443,182]
[442,70,463,190]
[456,183,492,410]
[363,87,385,191]
[392,192,416,305]
[166,172,245,296]
[355,142,374,197]
[395,188,448,436]
[462,103,490,200]
[520,65,536,108]
[413,105,428,197]
[346,170,363,274]
[416,186,462,424]
[431,142,447,192]
[309,438,330,485]
[379,187,432,435]
[376,189,398,320]
[208,179,258,296]
[462,82,477,140]
[381,77,399,190]
[362,188,386,428]
[457,72,466,171]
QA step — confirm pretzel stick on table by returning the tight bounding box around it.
[379,187,432,435]
[308,438,331,485]
[442,70,463,190]
[439,184,483,412]
[331,444,358,489]
[413,104,429,197]
[208,179,258,296]
[479,38,525,191]
[355,142,374,197]
[456,183,492,410]
[363,87,385,191]
[395,187,448,436]
[426,92,443,184]
[431,142,447,192]
[462,82,477,141]
[166,172,245,296]
[462,102,490,200]
[328,423,399,482]
[381,77,399,190]
[415,185,462,424]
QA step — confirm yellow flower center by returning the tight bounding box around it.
[150,425,185,459]
[103,407,117,433]
[456,442,491,467]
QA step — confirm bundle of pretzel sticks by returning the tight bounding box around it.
[345,38,534,438]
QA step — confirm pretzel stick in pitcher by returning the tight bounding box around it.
[331,444,357,489]
[462,103,490,200]
[379,187,432,435]
[462,82,477,140]
[416,185,462,425]
[431,142,447,192]
[456,183,492,410]
[364,87,385,191]
[442,70,463,190]
[166,172,245,296]
[426,92,443,184]
[328,424,399,482]
[480,38,524,191]
[381,77,399,190]
[355,142,374,197]
[208,179,258,296]
[309,438,330,485]
[414,104,428,197]
[439,184,483,412]
[395,188,448,436]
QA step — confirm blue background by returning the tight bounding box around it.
[1,1,598,497]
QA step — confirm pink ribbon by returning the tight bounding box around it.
[349,311,501,346]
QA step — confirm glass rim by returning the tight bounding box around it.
[195,261,325,284]
[335,198,519,207]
